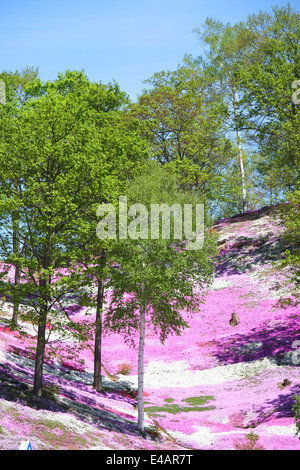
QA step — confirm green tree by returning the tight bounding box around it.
[236,4,300,197]
[103,162,217,432]
[279,191,300,307]
[0,67,40,327]
[129,60,233,211]
[0,70,148,396]
[67,138,149,392]
[194,18,259,214]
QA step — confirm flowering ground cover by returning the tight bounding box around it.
[0,204,299,450]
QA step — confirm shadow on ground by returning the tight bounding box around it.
[215,315,300,366]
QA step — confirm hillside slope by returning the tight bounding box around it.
[0,204,300,450]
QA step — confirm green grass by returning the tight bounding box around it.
[182,396,215,406]
[145,396,216,415]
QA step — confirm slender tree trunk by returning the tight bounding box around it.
[33,254,50,397]
[12,265,20,327]
[137,304,146,433]
[233,89,247,213]
[11,211,20,328]
[33,294,48,397]
[93,277,105,392]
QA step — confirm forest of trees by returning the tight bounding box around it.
[0,4,299,433]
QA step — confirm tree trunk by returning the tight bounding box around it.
[33,296,47,397]
[137,305,146,433]
[233,89,247,213]
[11,211,20,328]
[93,277,105,392]
[33,254,50,397]
[11,265,20,327]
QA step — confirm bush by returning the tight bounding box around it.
[292,394,300,437]
[116,363,132,375]
[147,423,162,440]
[234,431,265,450]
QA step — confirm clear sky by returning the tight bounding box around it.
[1,0,299,101]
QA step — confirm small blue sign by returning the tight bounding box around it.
[19,441,33,450]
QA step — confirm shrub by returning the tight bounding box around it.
[147,423,162,440]
[292,394,300,437]
[234,431,265,450]
[116,363,132,375]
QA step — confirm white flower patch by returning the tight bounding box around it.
[146,358,279,388]
[261,424,297,436]
[210,278,234,290]
[169,426,214,448]
[119,358,279,391]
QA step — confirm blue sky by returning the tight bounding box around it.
[1,0,299,101]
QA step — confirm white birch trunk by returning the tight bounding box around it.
[233,89,247,213]
[137,304,146,432]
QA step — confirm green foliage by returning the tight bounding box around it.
[103,162,217,344]
[283,191,300,252]
[116,363,133,375]
[236,5,300,195]
[129,62,233,209]
[146,423,162,440]
[194,18,256,214]
[192,5,300,213]
[144,396,216,415]
[0,67,39,108]
[181,395,215,406]
[100,161,217,431]
[279,191,300,306]
[0,69,150,395]
[234,431,265,450]
[292,394,300,437]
